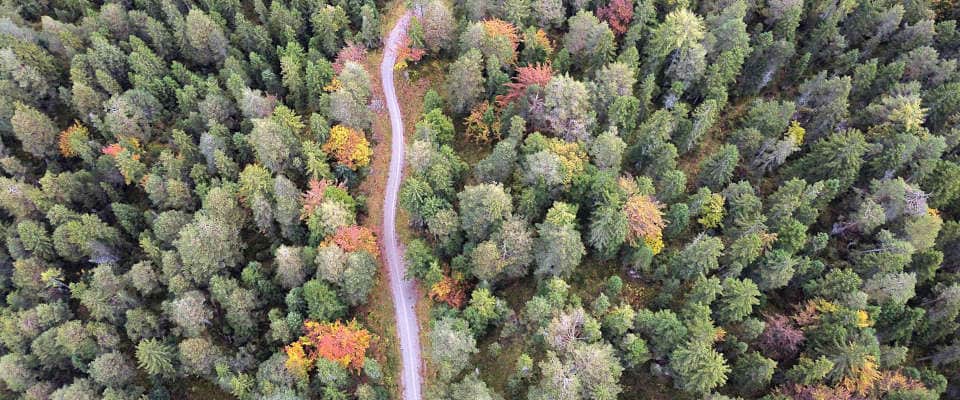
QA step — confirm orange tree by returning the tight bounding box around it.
[284,320,375,380]
[325,225,378,256]
[323,124,372,170]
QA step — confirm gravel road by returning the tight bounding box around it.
[379,12,422,400]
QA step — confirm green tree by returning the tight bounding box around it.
[429,317,478,382]
[535,202,586,278]
[563,10,615,73]
[544,75,596,142]
[182,8,228,66]
[697,144,740,190]
[11,102,57,158]
[445,50,484,114]
[635,308,688,357]
[785,129,868,192]
[458,183,512,242]
[135,338,175,376]
[671,234,724,281]
[164,290,213,337]
[175,215,244,285]
[330,62,372,130]
[716,278,761,324]
[302,279,347,321]
[730,351,776,395]
[669,340,730,395]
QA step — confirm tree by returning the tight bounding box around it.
[70,264,137,324]
[475,131,520,183]
[672,234,724,280]
[275,246,307,289]
[588,204,628,260]
[529,342,623,400]
[796,73,852,141]
[730,351,776,395]
[249,116,297,173]
[136,338,175,376]
[360,4,381,47]
[471,216,534,283]
[330,62,372,130]
[302,279,347,321]
[669,340,730,395]
[179,337,222,376]
[458,183,512,242]
[531,0,565,28]
[338,251,377,306]
[0,353,36,392]
[429,317,477,382]
[903,211,943,251]
[49,378,99,400]
[463,288,505,334]
[757,313,804,361]
[717,278,760,324]
[11,102,58,158]
[175,215,244,285]
[752,249,797,291]
[164,290,213,337]
[447,373,501,400]
[544,74,596,142]
[445,50,484,115]
[785,129,868,192]
[590,129,626,171]
[624,194,665,250]
[419,0,455,52]
[182,8,227,66]
[598,0,634,36]
[563,10,615,73]
[535,202,587,278]
[323,125,372,170]
[635,308,688,358]
[284,320,373,380]
[697,144,740,190]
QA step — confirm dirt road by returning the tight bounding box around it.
[379,12,422,400]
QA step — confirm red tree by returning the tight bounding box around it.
[300,178,332,220]
[598,0,634,36]
[327,225,378,256]
[496,63,554,107]
[333,43,368,74]
[757,313,805,361]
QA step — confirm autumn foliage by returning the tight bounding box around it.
[429,273,468,308]
[284,320,374,379]
[300,178,333,220]
[482,19,519,62]
[624,195,666,247]
[757,313,804,361]
[325,225,378,256]
[464,101,501,144]
[333,43,367,74]
[598,0,634,36]
[496,63,554,107]
[101,143,123,157]
[323,124,372,170]
[780,369,927,399]
[394,34,426,70]
[58,121,88,157]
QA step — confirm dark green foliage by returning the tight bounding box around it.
[3,1,960,398]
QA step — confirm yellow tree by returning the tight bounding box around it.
[323,125,372,170]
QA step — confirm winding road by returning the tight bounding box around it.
[380,12,422,400]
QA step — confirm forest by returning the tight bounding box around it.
[1,0,960,399]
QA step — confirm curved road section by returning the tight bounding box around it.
[380,12,422,400]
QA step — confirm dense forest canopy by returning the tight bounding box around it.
[0,0,960,399]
